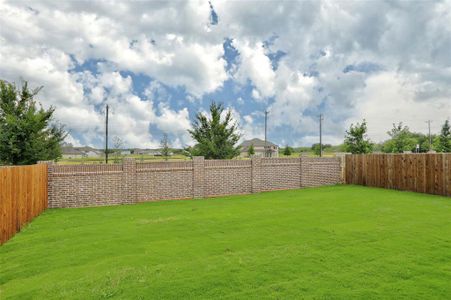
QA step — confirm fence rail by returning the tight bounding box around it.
[345,154,451,197]
[0,164,48,244]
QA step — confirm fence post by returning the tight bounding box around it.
[122,158,137,204]
[335,153,346,183]
[193,156,205,198]
[251,157,262,193]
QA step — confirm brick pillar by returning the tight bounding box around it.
[193,156,205,198]
[251,157,262,193]
[339,155,346,183]
[300,157,308,188]
[299,157,303,187]
[122,158,137,204]
[38,161,54,208]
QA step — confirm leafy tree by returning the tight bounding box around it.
[382,122,417,153]
[188,102,241,159]
[409,132,431,153]
[247,144,255,157]
[434,120,451,152]
[312,143,331,156]
[344,119,373,154]
[0,80,66,165]
[283,145,293,156]
[160,133,170,161]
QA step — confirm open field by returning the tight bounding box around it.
[57,154,190,164]
[1,186,450,299]
[57,152,338,164]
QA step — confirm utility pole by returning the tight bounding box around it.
[319,114,323,157]
[105,104,109,164]
[428,120,432,151]
[264,110,268,157]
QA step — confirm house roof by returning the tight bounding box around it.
[62,146,101,155]
[240,138,277,148]
[62,147,83,155]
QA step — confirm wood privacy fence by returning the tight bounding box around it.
[0,164,48,244]
[345,154,451,197]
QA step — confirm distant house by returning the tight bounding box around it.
[239,138,279,158]
[121,150,131,155]
[62,147,83,159]
[62,146,101,159]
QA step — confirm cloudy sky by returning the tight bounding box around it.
[1,0,450,148]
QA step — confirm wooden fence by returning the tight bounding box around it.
[0,164,48,244]
[345,154,451,197]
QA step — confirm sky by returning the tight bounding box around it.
[0,0,450,149]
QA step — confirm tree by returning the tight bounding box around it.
[383,122,417,153]
[188,102,241,159]
[112,136,124,163]
[410,132,430,153]
[283,145,293,156]
[0,80,66,165]
[247,143,255,157]
[435,120,451,152]
[312,143,331,156]
[160,133,170,161]
[344,119,373,154]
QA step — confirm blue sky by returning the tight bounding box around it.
[0,1,450,148]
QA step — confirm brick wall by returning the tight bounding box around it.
[136,161,193,202]
[261,158,301,191]
[301,157,342,187]
[49,164,124,208]
[48,156,343,208]
[204,159,252,196]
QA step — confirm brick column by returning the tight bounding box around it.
[122,158,137,204]
[193,156,205,198]
[337,154,346,183]
[251,157,262,193]
[38,160,54,208]
[299,157,303,187]
[300,157,308,188]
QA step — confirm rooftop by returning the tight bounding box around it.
[240,138,278,148]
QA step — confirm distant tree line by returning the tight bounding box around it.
[344,119,450,154]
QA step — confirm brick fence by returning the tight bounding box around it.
[46,157,343,208]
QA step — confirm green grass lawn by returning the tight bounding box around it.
[1,186,450,299]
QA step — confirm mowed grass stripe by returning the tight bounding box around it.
[0,186,450,299]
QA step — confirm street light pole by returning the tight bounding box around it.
[319,114,323,157]
[105,104,109,164]
[426,120,432,152]
[264,110,268,157]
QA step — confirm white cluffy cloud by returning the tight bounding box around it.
[0,0,450,147]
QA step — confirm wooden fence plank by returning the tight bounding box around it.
[345,154,450,197]
[0,164,48,245]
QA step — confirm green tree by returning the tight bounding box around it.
[283,145,293,156]
[188,102,241,159]
[410,132,430,153]
[382,122,417,153]
[434,120,451,152]
[312,143,331,156]
[247,144,255,156]
[0,81,66,165]
[160,133,170,161]
[344,119,373,154]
